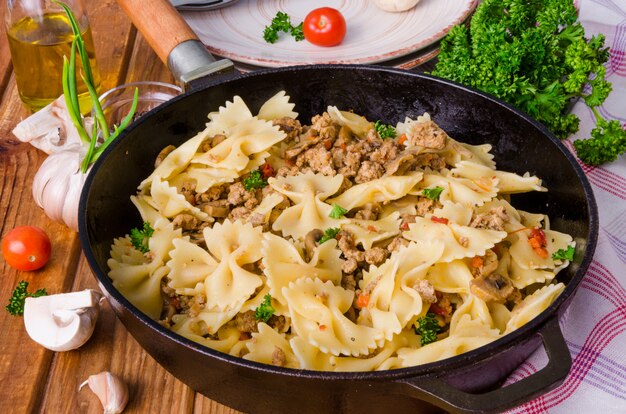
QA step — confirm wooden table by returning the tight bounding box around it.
[0,1,239,412]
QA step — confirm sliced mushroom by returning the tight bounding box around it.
[470,273,515,303]
[154,145,176,168]
[24,289,103,352]
[303,229,325,262]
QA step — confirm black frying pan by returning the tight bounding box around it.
[78,1,598,413]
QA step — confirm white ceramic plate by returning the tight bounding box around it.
[182,0,477,67]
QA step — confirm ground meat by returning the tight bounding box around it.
[172,214,199,231]
[272,346,287,367]
[267,314,289,333]
[365,247,389,266]
[229,206,252,222]
[409,120,449,149]
[276,165,300,177]
[235,310,259,333]
[273,117,302,141]
[387,236,410,252]
[227,182,257,206]
[432,292,454,325]
[365,128,384,149]
[369,139,400,165]
[180,180,196,204]
[187,295,206,318]
[295,145,335,176]
[415,197,438,216]
[338,143,364,178]
[414,279,437,304]
[310,112,340,141]
[354,203,381,221]
[337,230,365,263]
[154,144,176,168]
[342,258,359,274]
[470,206,509,231]
[355,161,385,183]
[196,184,226,203]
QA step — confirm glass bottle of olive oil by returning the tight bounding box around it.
[5,1,101,113]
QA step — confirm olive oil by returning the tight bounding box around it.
[7,12,101,112]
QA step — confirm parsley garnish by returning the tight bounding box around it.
[374,120,396,139]
[6,281,47,316]
[415,312,441,346]
[318,227,341,244]
[552,245,575,261]
[291,22,304,41]
[422,186,445,201]
[329,203,348,219]
[130,222,154,253]
[254,294,275,322]
[263,12,304,44]
[243,170,268,191]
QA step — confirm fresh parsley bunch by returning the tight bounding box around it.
[432,0,625,165]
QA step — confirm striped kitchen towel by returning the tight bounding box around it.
[506,1,626,412]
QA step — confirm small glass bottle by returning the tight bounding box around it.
[4,0,102,112]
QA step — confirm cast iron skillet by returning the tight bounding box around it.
[78,2,598,413]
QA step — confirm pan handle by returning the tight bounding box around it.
[399,316,571,414]
[116,0,234,89]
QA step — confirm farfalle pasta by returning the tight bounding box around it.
[108,92,575,372]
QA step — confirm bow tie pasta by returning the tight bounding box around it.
[108,92,575,372]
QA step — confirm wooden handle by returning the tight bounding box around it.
[116,0,199,64]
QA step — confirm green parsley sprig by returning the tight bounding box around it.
[319,227,341,244]
[374,120,396,140]
[422,186,444,201]
[431,0,624,165]
[130,222,154,253]
[254,294,275,322]
[415,312,441,346]
[329,203,348,219]
[6,281,48,316]
[263,12,304,44]
[243,169,268,191]
[552,245,575,261]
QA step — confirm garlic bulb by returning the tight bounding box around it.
[372,0,421,12]
[80,371,129,414]
[23,289,103,352]
[13,96,92,231]
[31,150,88,231]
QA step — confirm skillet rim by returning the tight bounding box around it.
[78,63,598,381]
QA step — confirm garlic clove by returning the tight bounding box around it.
[80,371,129,414]
[23,289,103,352]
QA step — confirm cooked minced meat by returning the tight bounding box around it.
[355,161,385,184]
[273,116,303,141]
[409,120,449,149]
[470,206,509,231]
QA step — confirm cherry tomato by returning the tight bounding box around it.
[1,226,51,271]
[303,7,347,47]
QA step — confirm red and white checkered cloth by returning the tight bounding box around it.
[506,1,626,412]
